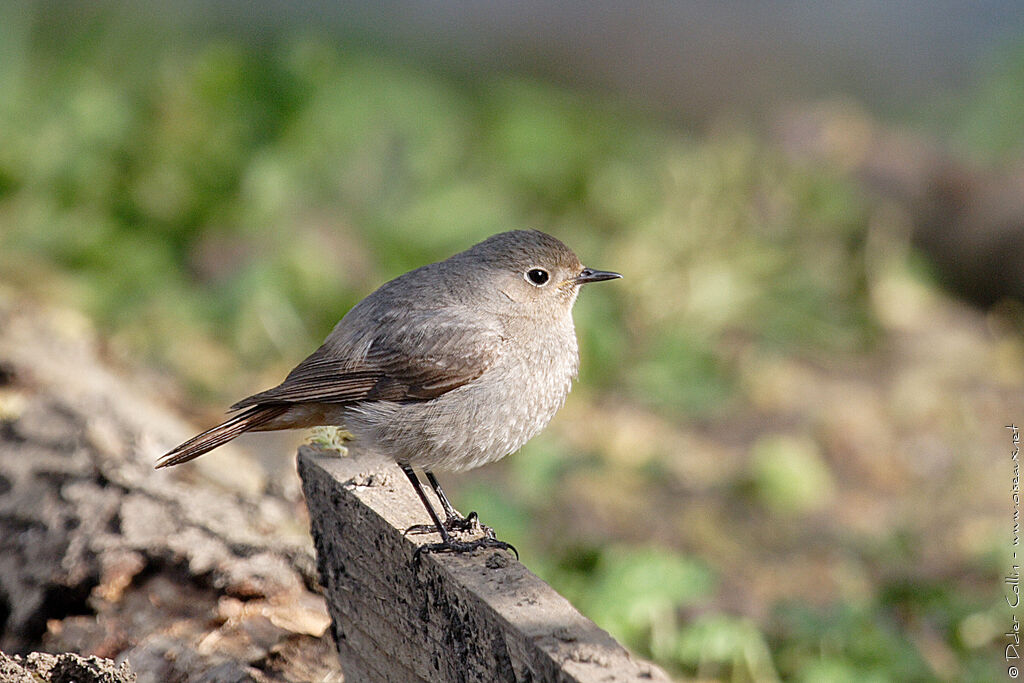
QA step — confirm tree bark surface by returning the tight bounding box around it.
[0,294,341,682]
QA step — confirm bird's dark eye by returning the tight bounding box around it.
[525,268,550,286]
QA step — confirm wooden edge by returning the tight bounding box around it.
[297,445,672,682]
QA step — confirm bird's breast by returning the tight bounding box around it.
[343,320,579,472]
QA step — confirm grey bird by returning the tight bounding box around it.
[156,230,621,555]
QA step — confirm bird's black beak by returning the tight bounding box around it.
[572,267,622,285]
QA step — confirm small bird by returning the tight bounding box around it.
[157,230,621,555]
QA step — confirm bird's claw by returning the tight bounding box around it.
[404,510,495,538]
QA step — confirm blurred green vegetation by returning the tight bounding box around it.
[0,15,877,409]
[1,8,1019,681]
[943,42,1024,163]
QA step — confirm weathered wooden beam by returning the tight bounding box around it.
[297,446,671,683]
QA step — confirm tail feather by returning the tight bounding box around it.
[155,405,289,468]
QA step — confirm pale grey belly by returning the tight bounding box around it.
[342,364,574,471]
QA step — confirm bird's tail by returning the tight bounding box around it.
[155,404,289,468]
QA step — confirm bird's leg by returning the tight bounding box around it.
[403,470,492,538]
[424,470,462,521]
[401,464,451,541]
[400,465,516,560]
[424,470,495,538]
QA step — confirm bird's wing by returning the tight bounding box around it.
[230,308,504,409]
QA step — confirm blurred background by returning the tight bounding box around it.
[2,0,1024,679]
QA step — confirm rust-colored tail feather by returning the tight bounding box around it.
[155,405,289,469]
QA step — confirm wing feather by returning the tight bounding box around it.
[231,308,503,410]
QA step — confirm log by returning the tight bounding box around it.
[298,447,671,682]
[0,294,342,682]
[0,652,136,683]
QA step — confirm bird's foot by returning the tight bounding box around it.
[404,511,495,539]
[414,535,518,562]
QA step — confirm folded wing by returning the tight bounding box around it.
[231,308,505,409]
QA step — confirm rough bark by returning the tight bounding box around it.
[0,651,137,683]
[0,294,342,682]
